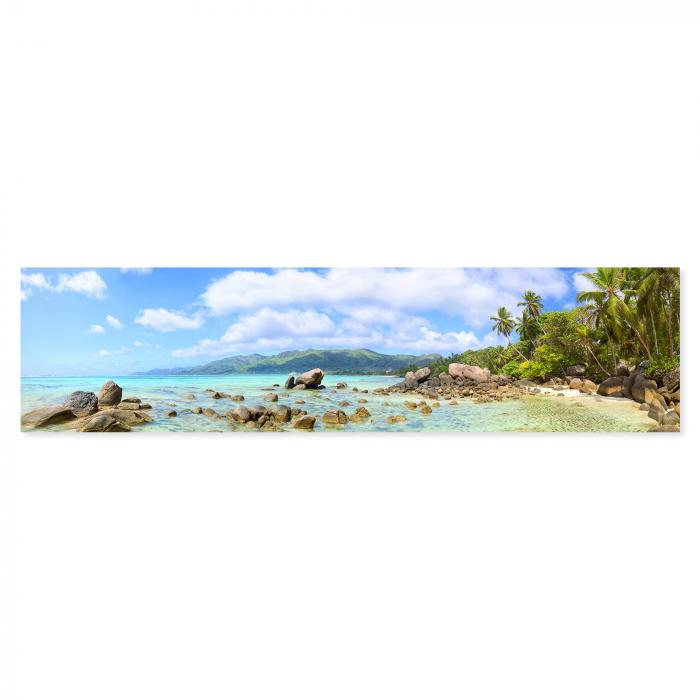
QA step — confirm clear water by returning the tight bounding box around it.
[20,375,658,433]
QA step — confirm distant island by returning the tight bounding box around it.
[134,348,443,376]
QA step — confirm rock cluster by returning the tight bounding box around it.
[21,380,153,432]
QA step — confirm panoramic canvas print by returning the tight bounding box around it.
[20,267,681,433]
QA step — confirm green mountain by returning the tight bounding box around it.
[135,348,442,376]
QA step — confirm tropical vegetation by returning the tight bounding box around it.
[399,268,680,383]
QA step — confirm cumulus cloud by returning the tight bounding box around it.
[173,306,493,359]
[21,270,108,301]
[573,268,597,294]
[135,308,204,332]
[89,324,105,334]
[133,340,143,347]
[120,268,153,274]
[55,271,107,299]
[200,268,570,326]
[106,314,123,329]
[96,346,130,357]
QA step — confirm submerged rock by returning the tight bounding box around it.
[322,409,348,425]
[292,414,316,429]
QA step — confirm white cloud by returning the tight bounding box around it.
[96,346,129,357]
[135,308,204,332]
[133,340,143,347]
[200,268,570,326]
[573,269,597,294]
[120,268,153,274]
[89,324,105,334]
[173,306,493,359]
[21,270,107,301]
[106,314,123,329]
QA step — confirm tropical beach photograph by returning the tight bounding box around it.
[20,267,680,433]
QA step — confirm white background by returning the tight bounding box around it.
[1,2,698,699]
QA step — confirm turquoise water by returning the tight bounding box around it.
[21,374,658,432]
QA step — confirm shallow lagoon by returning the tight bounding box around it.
[21,374,658,433]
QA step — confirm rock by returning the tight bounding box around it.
[211,391,224,399]
[387,415,407,424]
[97,380,122,406]
[639,403,649,411]
[271,405,292,423]
[292,414,316,429]
[227,406,251,423]
[358,398,368,404]
[116,401,141,410]
[248,405,267,421]
[448,363,491,383]
[414,367,431,383]
[663,368,680,392]
[565,365,586,377]
[21,405,77,430]
[140,403,152,410]
[615,362,630,377]
[166,410,177,417]
[93,409,152,428]
[79,413,130,432]
[349,406,371,422]
[64,390,99,417]
[203,408,218,418]
[579,379,598,394]
[662,410,680,427]
[182,393,196,401]
[622,376,634,400]
[647,397,666,423]
[231,395,245,401]
[264,393,279,402]
[597,377,625,397]
[420,405,432,414]
[193,406,203,414]
[405,401,417,409]
[568,378,583,390]
[336,382,348,389]
[295,368,324,389]
[631,374,657,404]
[405,371,416,382]
[285,376,295,390]
[322,409,348,425]
[339,400,352,407]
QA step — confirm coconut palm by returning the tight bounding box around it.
[490,307,527,360]
[576,268,627,368]
[636,267,680,359]
[575,324,610,376]
[517,290,545,332]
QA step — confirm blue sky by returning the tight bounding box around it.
[20,267,590,376]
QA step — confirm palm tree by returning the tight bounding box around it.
[576,268,627,369]
[575,324,610,376]
[517,290,545,333]
[636,267,680,359]
[490,307,527,360]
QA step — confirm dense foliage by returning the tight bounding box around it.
[399,268,680,383]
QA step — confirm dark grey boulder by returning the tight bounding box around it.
[65,391,99,417]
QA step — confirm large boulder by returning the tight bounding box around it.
[322,409,348,425]
[662,410,680,427]
[663,368,680,392]
[568,377,583,390]
[226,406,251,423]
[64,391,99,417]
[21,405,76,430]
[96,409,152,428]
[405,371,416,382]
[579,379,598,394]
[271,405,292,423]
[647,396,667,423]
[79,413,130,432]
[448,363,491,383]
[292,414,316,429]
[414,367,431,383]
[97,380,122,406]
[284,376,295,390]
[565,365,586,377]
[295,368,324,389]
[631,373,657,404]
[615,362,631,377]
[597,377,625,397]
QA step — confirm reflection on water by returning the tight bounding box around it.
[21,374,657,433]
